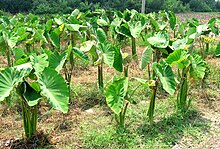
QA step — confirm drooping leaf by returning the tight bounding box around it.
[30,54,49,75]
[106,77,128,115]
[73,47,89,61]
[113,47,123,72]
[49,51,67,73]
[49,28,61,49]
[80,40,95,52]
[168,11,176,30]
[166,49,189,69]
[152,61,176,95]
[96,28,106,43]
[23,81,42,107]
[140,47,152,70]
[37,67,69,113]
[190,54,206,79]
[147,31,169,48]
[13,48,25,61]
[115,23,131,38]
[98,42,115,67]
[172,38,188,50]
[128,21,143,39]
[0,68,26,101]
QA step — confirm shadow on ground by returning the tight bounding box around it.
[137,110,211,147]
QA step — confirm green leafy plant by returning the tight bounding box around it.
[0,52,69,139]
[166,49,206,112]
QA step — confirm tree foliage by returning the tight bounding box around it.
[0,0,219,14]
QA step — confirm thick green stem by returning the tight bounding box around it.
[177,68,188,112]
[205,43,209,54]
[98,64,104,90]
[6,47,11,67]
[148,64,151,79]
[124,66,128,77]
[131,37,137,57]
[21,97,38,139]
[147,86,157,125]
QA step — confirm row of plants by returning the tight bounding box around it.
[0,9,219,141]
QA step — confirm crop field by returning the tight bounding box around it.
[0,10,220,148]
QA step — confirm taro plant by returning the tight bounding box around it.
[0,52,69,139]
[166,49,206,112]
[81,28,115,90]
[139,30,176,124]
[106,77,129,128]
[111,9,146,57]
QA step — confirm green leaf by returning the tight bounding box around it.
[152,61,176,95]
[115,23,131,38]
[113,47,123,72]
[45,19,53,32]
[128,21,143,39]
[80,40,95,52]
[168,11,176,30]
[38,67,69,113]
[65,24,80,32]
[98,42,115,67]
[33,29,48,43]
[172,38,188,50]
[23,81,42,107]
[106,77,128,114]
[215,43,220,57]
[166,49,189,68]
[13,48,25,60]
[30,54,49,75]
[190,54,206,79]
[49,51,67,73]
[49,28,61,49]
[0,68,26,101]
[147,31,169,48]
[140,47,152,70]
[73,47,89,61]
[96,28,107,43]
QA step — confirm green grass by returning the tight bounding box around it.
[79,89,213,149]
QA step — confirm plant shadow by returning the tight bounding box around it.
[7,131,53,149]
[137,110,211,147]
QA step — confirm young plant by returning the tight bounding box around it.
[106,77,129,128]
[140,31,176,124]
[0,52,69,140]
[166,49,206,112]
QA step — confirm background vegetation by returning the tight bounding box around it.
[0,0,219,14]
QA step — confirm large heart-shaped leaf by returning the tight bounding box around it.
[97,42,115,67]
[147,31,169,48]
[128,21,143,39]
[140,47,152,70]
[49,51,67,73]
[0,68,26,101]
[190,54,206,79]
[30,54,49,75]
[166,49,189,69]
[49,28,61,49]
[37,67,69,113]
[172,38,188,50]
[96,28,106,43]
[113,47,123,72]
[106,77,128,115]
[152,61,176,95]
